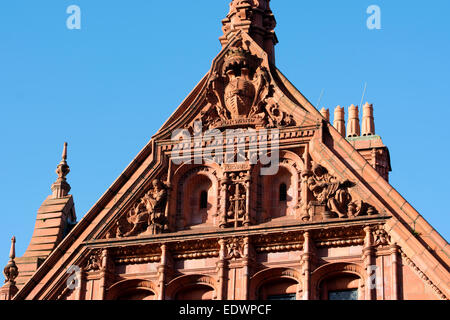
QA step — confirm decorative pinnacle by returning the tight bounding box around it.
[9,236,15,260]
[62,141,68,162]
[3,236,18,284]
[52,142,71,198]
[56,142,70,180]
[220,0,277,64]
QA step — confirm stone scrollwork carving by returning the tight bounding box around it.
[304,164,378,220]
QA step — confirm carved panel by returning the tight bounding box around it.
[106,179,169,239]
[304,164,378,220]
[193,41,296,131]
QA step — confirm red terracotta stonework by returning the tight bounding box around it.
[1,0,449,300]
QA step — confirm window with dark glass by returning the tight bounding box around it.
[267,293,296,300]
[279,183,287,202]
[200,190,208,209]
[328,289,358,300]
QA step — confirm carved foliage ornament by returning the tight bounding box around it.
[372,226,391,246]
[304,164,378,219]
[85,250,102,272]
[224,237,245,260]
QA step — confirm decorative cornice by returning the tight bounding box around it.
[400,249,448,300]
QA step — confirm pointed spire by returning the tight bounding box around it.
[362,102,375,136]
[347,104,361,137]
[51,142,71,198]
[333,106,346,137]
[3,236,18,284]
[9,236,15,261]
[320,108,330,122]
[220,0,278,63]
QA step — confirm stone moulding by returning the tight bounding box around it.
[399,249,448,300]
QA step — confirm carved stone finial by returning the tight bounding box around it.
[347,104,361,137]
[361,102,375,136]
[51,142,71,198]
[3,236,18,284]
[220,0,278,63]
[333,106,345,137]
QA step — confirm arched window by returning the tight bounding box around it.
[319,274,360,300]
[279,183,287,202]
[175,284,214,300]
[200,190,208,209]
[258,278,298,300]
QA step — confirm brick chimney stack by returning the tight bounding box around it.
[320,108,330,122]
[362,102,375,136]
[342,103,391,181]
[347,104,361,137]
[333,106,346,136]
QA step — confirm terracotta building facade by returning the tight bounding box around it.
[1,0,449,300]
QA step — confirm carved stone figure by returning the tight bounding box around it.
[123,179,168,237]
[225,237,245,260]
[306,164,354,218]
[305,164,378,219]
[85,253,101,272]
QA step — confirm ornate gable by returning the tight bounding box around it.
[5,0,449,301]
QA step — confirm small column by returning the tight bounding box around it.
[75,267,84,300]
[361,103,375,136]
[0,237,19,300]
[347,104,360,137]
[158,244,170,300]
[389,244,400,300]
[217,239,228,300]
[301,232,313,300]
[244,172,251,227]
[300,144,312,221]
[333,106,346,137]
[98,249,110,300]
[320,108,330,122]
[363,226,376,300]
[242,237,250,300]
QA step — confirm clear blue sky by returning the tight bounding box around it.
[1,1,449,272]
